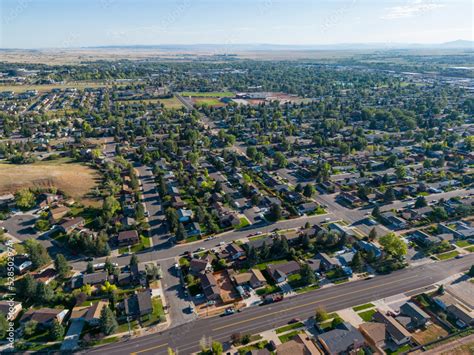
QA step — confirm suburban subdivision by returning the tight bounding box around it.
[1,3,474,354]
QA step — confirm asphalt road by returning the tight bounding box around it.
[87,254,474,355]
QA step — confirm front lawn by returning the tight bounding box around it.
[455,240,472,248]
[141,297,165,327]
[275,322,304,334]
[353,303,375,312]
[119,235,151,254]
[358,309,376,322]
[255,259,289,271]
[436,250,459,260]
[278,330,301,343]
[295,284,319,294]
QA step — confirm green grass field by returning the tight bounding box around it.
[436,250,459,260]
[358,309,376,322]
[275,322,304,334]
[353,303,375,312]
[180,91,234,97]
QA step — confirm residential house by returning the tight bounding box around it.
[117,230,139,246]
[317,322,365,354]
[357,241,382,259]
[0,301,22,320]
[186,222,202,237]
[297,202,318,215]
[276,332,322,354]
[266,261,301,283]
[226,243,245,260]
[397,302,430,330]
[70,300,108,325]
[13,255,32,274]
[373,311,411,346]
[447,304,474,328]
[58,217,85,234]
[190,258,213,275]
[48,205,70,223]
[177,209,193,223]
[232,269,267,289]
[123,289,153,319]
[200,273,221,301]
[380,212,407,230]
[359,322,386,351]
[20,308,69,327]
[315,252,341,271]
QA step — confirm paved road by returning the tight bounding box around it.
[88,254,474,355]
[70,213,336,271]
[135,165,168,246]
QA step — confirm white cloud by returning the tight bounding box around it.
[382,0,445,20]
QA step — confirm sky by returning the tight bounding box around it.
[0,0,472,48]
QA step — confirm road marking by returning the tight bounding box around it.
[212,274,420,331]
[130,342,168,355]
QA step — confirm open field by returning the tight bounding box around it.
[180,91,234,97]
[0,158,100,206]
[0,81,134,93]
[192,97,226,107]
[412,324,448,345]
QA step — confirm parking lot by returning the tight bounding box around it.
[0,213,39,241]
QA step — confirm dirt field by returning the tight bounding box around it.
[412,324,449,345]
[0,159,100,206]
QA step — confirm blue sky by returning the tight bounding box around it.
[0,0,472,48]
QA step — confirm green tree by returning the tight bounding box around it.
[372,205,380,219]
[23,320,38,337]
[86,261,94,274]
[130,254,138,267]
[0,313,8,339]
[103,195,120,218]
[468,265,474,277]
[369,228,377,241]
[395,165,406,180]
[51,320,64,341]
[414,196,427,209]
[24,239,50,269]
[273,152,287,168]
[99,306,118,335]
[175,222,187,242]
[54,254,70,279]
[300,263,316,285]
[379,233,407,258]
[303,184,315,198]
[35,219,50,232]
[269,203,282,221]
[315,307,329,323]
[211,341,223,355]
[15,188,35,210]
[17,274,37,299]
[36,282,54,303]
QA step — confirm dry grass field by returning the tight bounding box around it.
[0,159,100,206]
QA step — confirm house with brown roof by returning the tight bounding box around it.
[71,300,108,325]
[200,273,221,301]
[117,230,139,246]
[58,217,85,234]
[0,301,22,320]
[20,308,69,327]
[359,322,387,352]
[190,258,213,274]
[373,311,411,346]
[232,269,267,289]
[48,205,70,223]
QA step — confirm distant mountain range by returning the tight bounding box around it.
[90,40,474,52]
